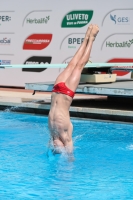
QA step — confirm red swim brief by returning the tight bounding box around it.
[52,82,75,98]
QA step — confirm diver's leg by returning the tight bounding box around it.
[54,25,93,84]
[66,25,99,91]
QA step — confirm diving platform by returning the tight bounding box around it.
[25,79,133,97]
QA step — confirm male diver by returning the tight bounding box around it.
[48,24,99,157]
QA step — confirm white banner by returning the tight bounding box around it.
[0,0,132,86]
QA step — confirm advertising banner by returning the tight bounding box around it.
[0,0,132,86]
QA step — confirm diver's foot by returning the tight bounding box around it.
[85,24,93,40]
[90,24,99,41]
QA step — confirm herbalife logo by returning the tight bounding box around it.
[106,39,133,48]
[110,14,129,24]
[0,38,11,44]
[26,16,50,24]
[61,10,93,28]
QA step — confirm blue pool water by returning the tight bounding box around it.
[0,110,133,200]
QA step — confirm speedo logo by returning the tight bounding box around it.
[26,61,42,64]
[23,56,52,72]
[23,34,52,50]
[106,39,133,48]
[24,56,52,64]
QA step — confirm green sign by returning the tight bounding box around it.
[61,10,93,28]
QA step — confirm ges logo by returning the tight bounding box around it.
[110,14,129,24]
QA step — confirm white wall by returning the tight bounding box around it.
[0,0,133,86]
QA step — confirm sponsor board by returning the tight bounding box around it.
[60,33,84,49]
[22,10,52,26]
[23,34,52,50]
[102,9,133,26]
[61,10,93,28]
[0,38,11,45]
[23,56,52,72]
[107,58,133,76]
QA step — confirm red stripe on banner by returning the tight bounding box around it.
[107,58,133,76]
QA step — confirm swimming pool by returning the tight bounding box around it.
[0,110,133,199]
